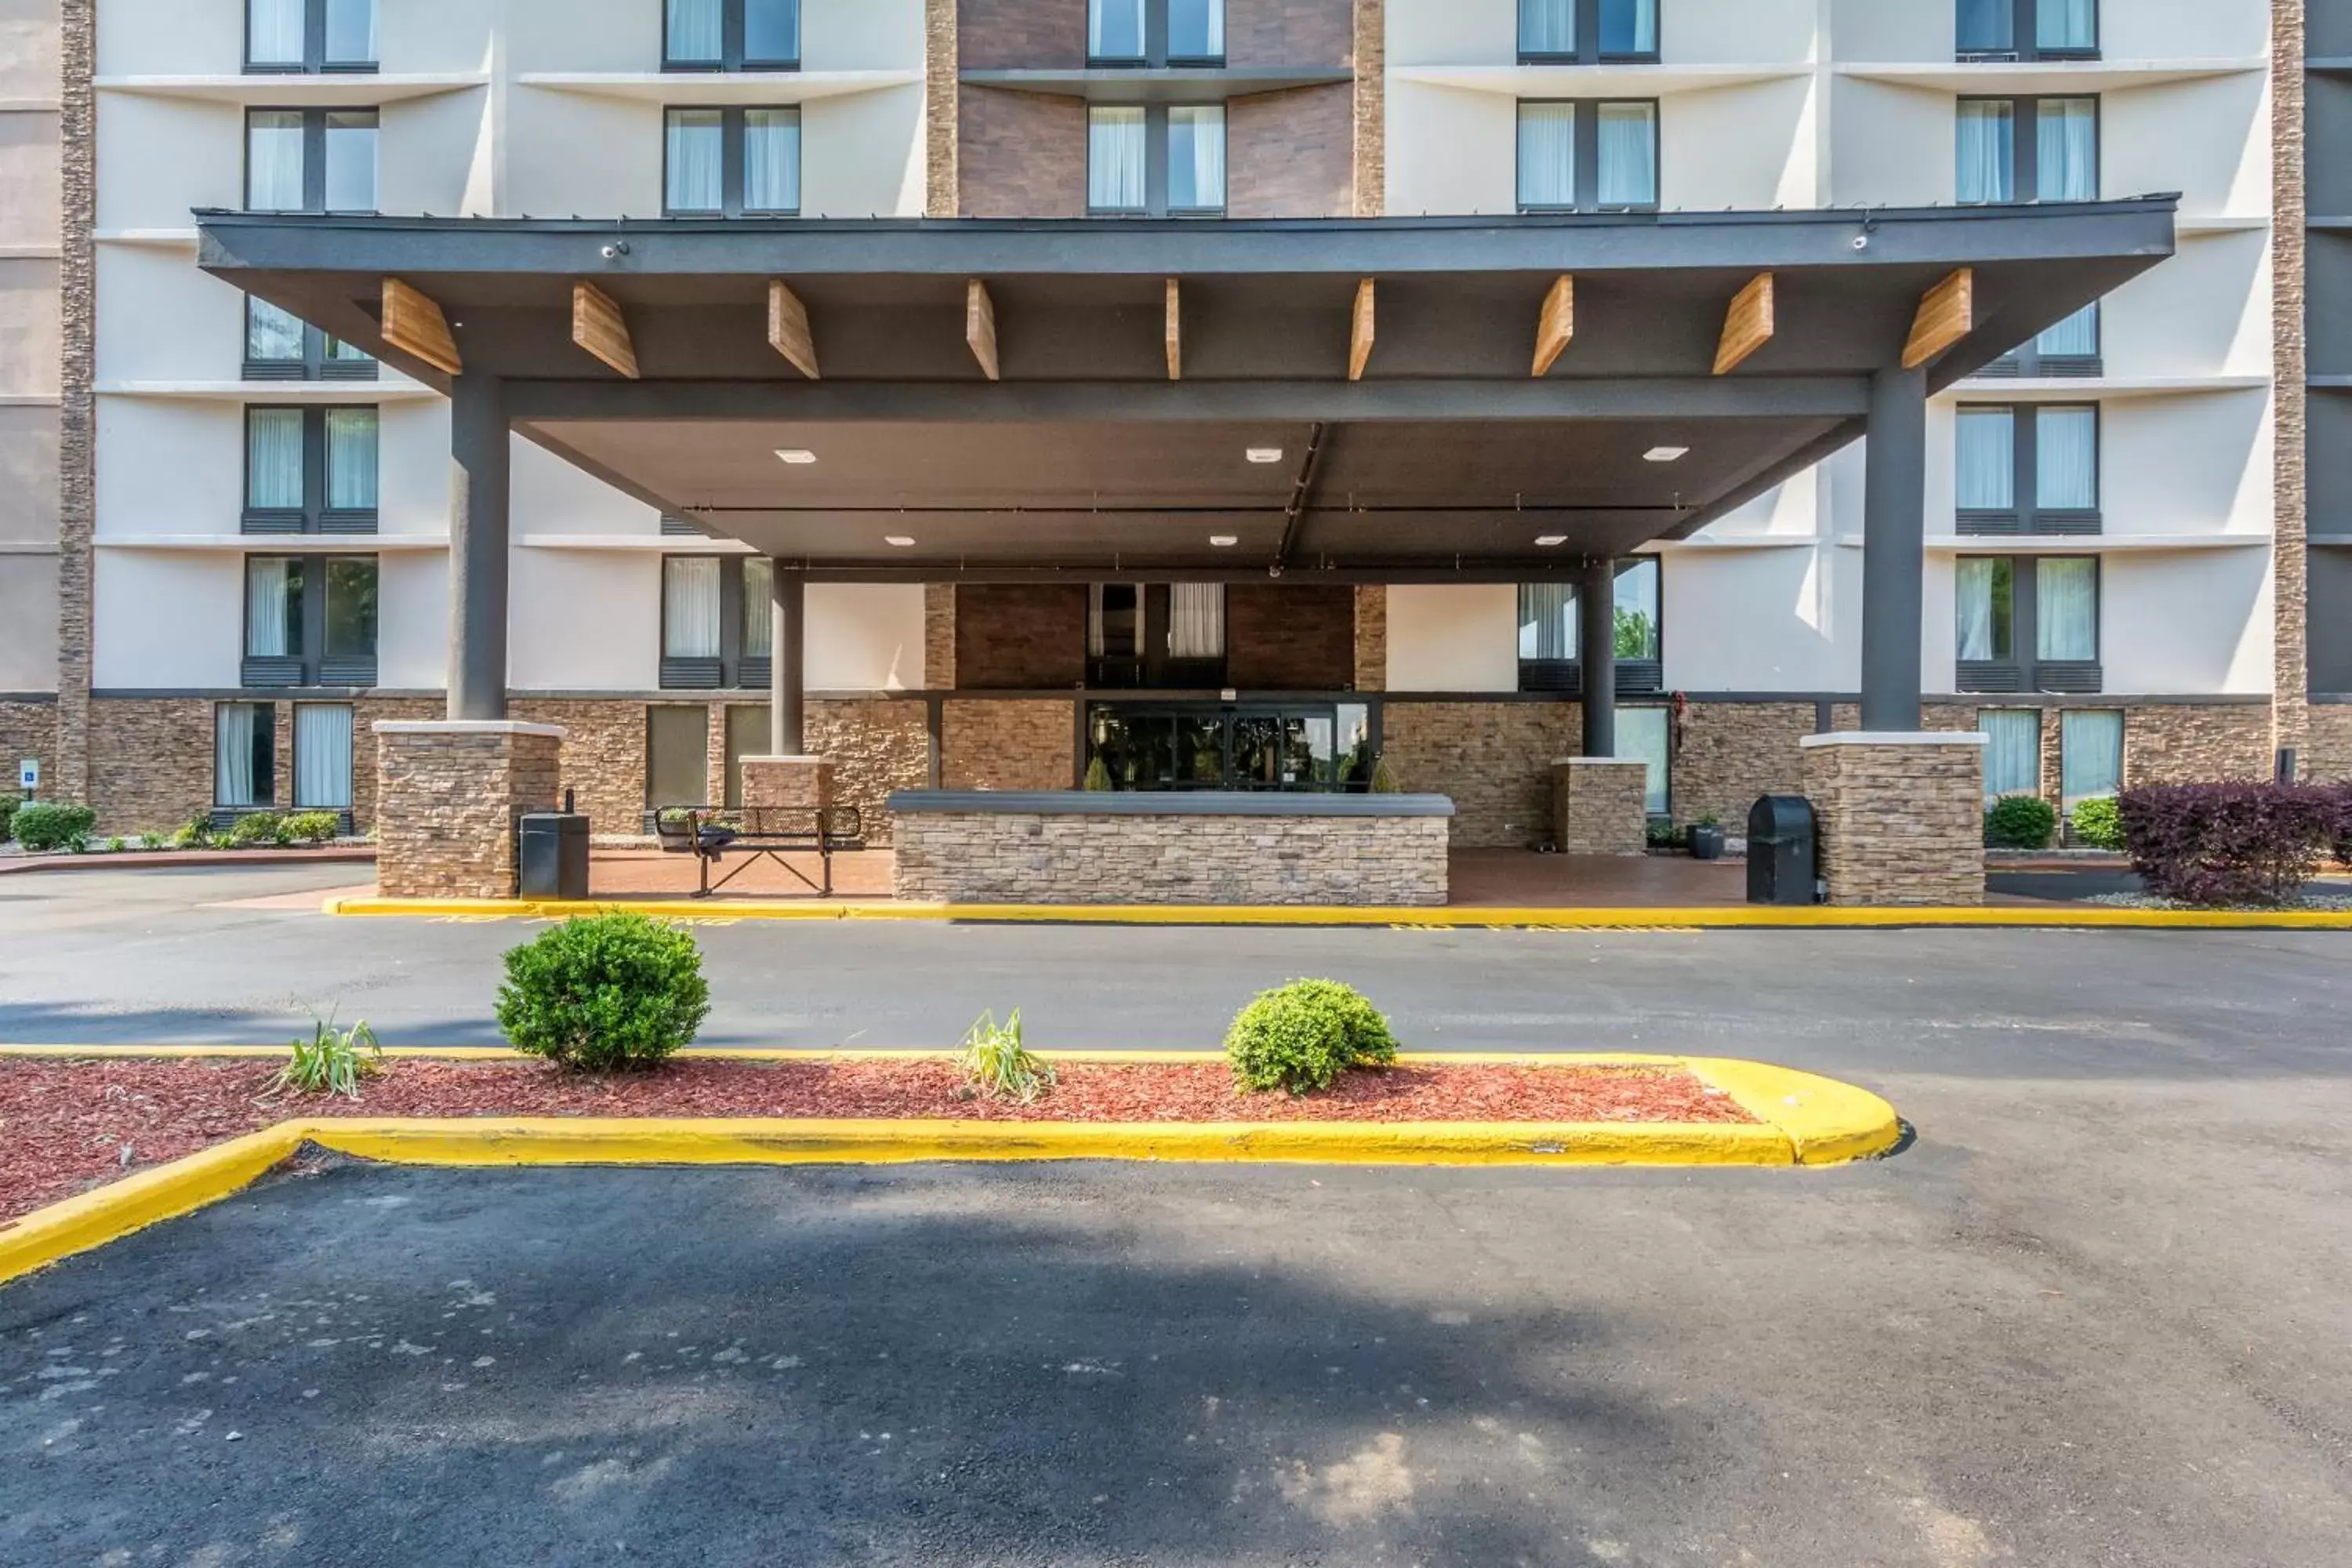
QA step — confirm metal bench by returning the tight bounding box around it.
[652,804,866,898]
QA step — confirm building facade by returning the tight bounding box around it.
[5,0,2342,848]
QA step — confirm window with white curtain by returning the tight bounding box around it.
[665,107,797,214]
[1089,585,1143,659]
[246,406,380,530]
[2036,557,2098,662]
[2035,406,2097,513]
[663,557,725,659]
[246,409,306,513]
[2034,97,2096,201]
[1519,0,1576,57]
[1167,0,1225,62]
[323,0,376,67]
[246,296,375,379]
[1518,583,1577,662]
[1167,106,1226,214]
[2034,301,2099,360]
[247,0,376,71]
[1956,408,2016,514]
[247,0,306,67]
[1599,0,1659,59]
[1955,100,2014,204]
[1955,557,2014,663]
[1088,107,1149,213]
[294,704,354,811]
[1960,0,2097,60]
[1594,102,1658,208]
[1090,0,1147,60]
[742,557,775,659]
[1518,101,1657,211]
[216,703,277,808]
[1516,564,1664,688]
[246,109,376,212]
[2060,709,2123,806]
[668,0,724,64]
[245,111,307,210]
[665,109,726,214]
[666,0,800,69]
[742,108,802,215]
[1517,103,1577,209]
[1167,583,1226,659]
[1617,706,1670,815]
[325,408,379,513]
[1979,710,2042,800]
[1520,0,1658,62]
[245,557,301,658]
[2036,0,2097,55]
[322,111,377,210]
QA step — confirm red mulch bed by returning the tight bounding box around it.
[0,1057,1755,1225]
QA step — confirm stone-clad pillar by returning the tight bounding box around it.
[1552,758,1649,856]
[1800,732,1987,906]
[373,720,564,899]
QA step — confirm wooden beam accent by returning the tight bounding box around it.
[767,280,820,379]
[1348,278,1375,382]
[1713,272,1776,376]
[1902,267,1975,371]
[572,281,639,379]
[380,278,461,376]
[966,279,999,381]
[1165,278,1181,381]
[1531,274,1575,377]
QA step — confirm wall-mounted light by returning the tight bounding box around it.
[1644,446,1690,463]
[1245,448,1284,465]
[1534,535,1569,547]
[884,535,916,548]
[1209,535,1240,547]
[775,448,818,465]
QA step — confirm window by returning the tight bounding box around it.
[1618,706,1671,815]
[662,555,775,688]
[246,0,376,73]
[1088,0,1225,67]
[1088,105,1225,216]
[1517,100,1658,212]
[1958,0,2097,61]
[293,703,354,811]
[664,107,800,216]
[1957,96,2096,205]
[723,704,771,808]
[2060,709,2123,810]
[1978,709,2042,800]
[1519,0,1660,64]
[1957,554,2100,692]
[1985,301,2100,378]
[245,405,378,533]
[1088,583,1228,687]
[245,108,378,213]
[1955,403,2100,534]
[665,0,800,70]
[243,555,377,687]
[215,702,277,808]
[647,706,712,811]
[1516,559,1664,693]
[245,296,374,381]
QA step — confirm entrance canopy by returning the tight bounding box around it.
[198,200,2175,581]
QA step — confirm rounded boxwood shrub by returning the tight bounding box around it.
[12,803,96,854]
[495,912,710,1071]
[2068,795,2125,851]
[227,811,289,848]
[284,811,342,844]
[1225,978,1399,1096]
[1984,794,2058,851]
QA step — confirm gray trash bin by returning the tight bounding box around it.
[518,812,590,900]
[1747,795,1817,906]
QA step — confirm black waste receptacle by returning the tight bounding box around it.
[1747,795,1817,906]
[518,813,591,900]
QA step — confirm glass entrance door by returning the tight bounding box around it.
[1088,702,1373,792]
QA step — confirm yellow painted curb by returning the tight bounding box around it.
[0,1054,1900,1287]
[320,893,2352,931]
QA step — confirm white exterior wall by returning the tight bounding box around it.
[89,0,930,708]
[1379,0,2278,703]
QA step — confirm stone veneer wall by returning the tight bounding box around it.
[510,699,648,833]
[925,0,958,216]
[1668,702,1817,829]
[895,808,1450,906]
[1801,738,1986,908]
[924,584,956,688]
[1352,0,1383,216]
[2274,0,2309,764]
[1352,586,1385,691]
[2307,706,2352,779]
[808,698,932,835]
[53,0,93,804]
[1552,760,1649,856]
[375,727,561,900]
[942,699,1075,789]
[0,702,56,798]
[1379,702,1580,848]
[2122,705,2275,784]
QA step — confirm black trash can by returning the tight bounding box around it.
[518,812,591,900]
[1747,795,1817,906]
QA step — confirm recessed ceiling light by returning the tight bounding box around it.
[1209,534,1240,547]
[775,448,818,465]
[1245,448,1284,465]
[1534,535,1569,548]
[884,535,916,548]
[1644,445,1690,463]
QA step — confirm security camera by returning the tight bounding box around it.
[1267,563,1284,579]
[601,241,631,260]
[1851,234,1870,252]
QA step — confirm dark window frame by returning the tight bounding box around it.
[1085,583,1232,688]
[1086,0,1228,68]
[241,553,379,688]
[1956,552,2103,693]
[660,554,776,690]
[1086,103,1227,218]
[1955,94,2100,206]
[212,700,279,808]
[1984,301,2102,378]
[243,107,379,214]
[661,105,802,218]
[1957,0,2100,63]
[1518,0,1663,66]
[1955,401,2103,536]
[662,0,802,72]
[244,296,376,382]
[1515,98,1662,214]
[1516,558,1667,695]
[242,404,379,535]
[243,0,379,74]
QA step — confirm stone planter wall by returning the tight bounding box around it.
[375,722,563,900]
[1798,732,1987,907]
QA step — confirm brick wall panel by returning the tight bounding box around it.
[959,87,1087,217]
[956,584,1087,688]
[957,0,1087,68]
[1224,0,1356,67]
[1226,584,1355,688]
[0,702,57,804]
[1228,83,1354,218]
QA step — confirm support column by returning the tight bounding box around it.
[741,568,834,813]
[1860,365,1927,732]
[1579,554,1616,758]
[448,373,510,722]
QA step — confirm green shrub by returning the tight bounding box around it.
[226,811,291,848]
[1644,819,1687,851]
[285,811,341,844]
[105,837,126,854]
[2068,795,2125,851]
[270,1014,383,1099]
[495,912,710,1071]
[957,1009,1054,1103]
[1368,757,1403,796]
[1984,794,2059,851]
[1225,978,1399,1095]
[168,816,213,850]
[12,803,95,854]
[0,796,17,842]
